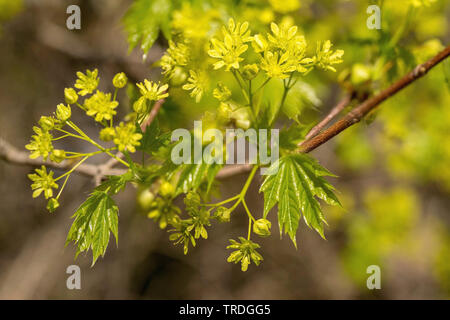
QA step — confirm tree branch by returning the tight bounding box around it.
[0,137,125,178]
[299,45,450,153]
[302,93,354,142]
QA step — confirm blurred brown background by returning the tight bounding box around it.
[0,0,449,299]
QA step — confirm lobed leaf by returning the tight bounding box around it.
[260,154,340,246]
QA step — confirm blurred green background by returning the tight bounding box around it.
[0,0,449,299]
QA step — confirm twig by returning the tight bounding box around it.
[302,93,353,141]
[0,137,125,177]
[298,45,450,153]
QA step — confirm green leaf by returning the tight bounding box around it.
[176,162,222,195]
[137,119,171,155]
[122,0,173,55]
[260,154,340,246]
[279,123,313,151]
[282,81,321,122]
[95,171,134,195]
[66,191,119,265]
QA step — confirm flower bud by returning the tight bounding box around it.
[215,206,231,223]
[236,119,251,130]
[56,103,71,122]
[51,149,66,163]
[138,189,155,210]
[64,88,78,104]
[99,127,116,141]
[133,97,147,114]
[218,103,232,121]
[170,67,188,87]
[147,209,161,219]
[39,116,55,131]
[351,63,372,86]
[213,83,232,102]
[253,218,271,237]
[113,72,128,88]
[160,181,175,197]
[46,198,59,213]
[242,64,259,80]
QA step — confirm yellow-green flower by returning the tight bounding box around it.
[112,72,128,88]
[252,34,269,53]
[227,237,263,272]
[38,116,58,131]
[64,88,78,104]
[242,64,259,80]
[136,80,169,101]
[208,19,252,71]
[84,90,118,122]
[113,122,142,153]
[314,40,344,72]
[55,103,71,122]
[222,18,253,47]
[74,69,99,96]
[213,82,232,102]
[46,198,60,213]
[253,218,272,237]
[208,38,248,71]
[182,70,207,103]
[26,126,54,160]
[269,0,301,14]
[28,166,59,199]
[160,40,190,78]
[50,149,66,163]
[260,51,296,79]
[99,127,116,141]
[410,0,436,7]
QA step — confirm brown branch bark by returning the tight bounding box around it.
[299,45,450,153]
[302,93,354,141]
[0,137,125,177]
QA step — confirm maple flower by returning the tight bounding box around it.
[25,126,54,160]
[260,51,296,79]
[136,80,169,101]
[227,237,263,272]
[113,122,142,153]
[208,18,252,71]
[182,70,207,103]
[74,69,99,96]
[28,166,59,199]
[314,40,344,72]
[84,91,118,122]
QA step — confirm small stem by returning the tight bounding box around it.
[232,70,250,103]
[113,88,118,101]
[202,194,240,207]
[76,102,87,111]
[253,77,271,95]
[242,199,256,222]
[54,128,87,141]
[247,217,252,240]
[240,165,258,197]
[52,134,71,141]
[67,121,129,167]
[55,156,89,181]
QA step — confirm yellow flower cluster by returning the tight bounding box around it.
[207,19,343,80]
